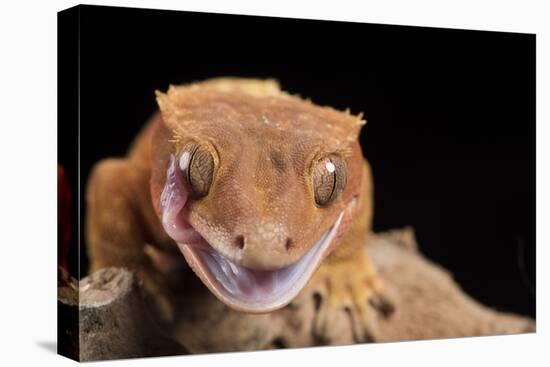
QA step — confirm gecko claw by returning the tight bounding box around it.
[307,248,394,345]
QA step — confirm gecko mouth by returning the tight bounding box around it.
[160,155,349,313]
[179,212,344,313]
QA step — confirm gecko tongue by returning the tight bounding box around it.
[160,154,344,312]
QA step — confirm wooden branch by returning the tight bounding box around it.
[58,267,186,361]
[368,228,535,341]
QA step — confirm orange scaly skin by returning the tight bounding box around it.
[86,78,390,340]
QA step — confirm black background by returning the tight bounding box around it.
[65,5,535,318]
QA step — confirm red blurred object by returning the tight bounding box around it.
[58,165,71,271]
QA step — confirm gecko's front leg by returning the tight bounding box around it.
[308,247,393,344]
[86,158,176,323]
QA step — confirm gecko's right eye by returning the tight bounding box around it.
[178,144,215,198]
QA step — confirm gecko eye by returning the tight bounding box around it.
[178,144,215,198]
[312,154,347,207]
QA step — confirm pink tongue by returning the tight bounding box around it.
[160,155,202,244]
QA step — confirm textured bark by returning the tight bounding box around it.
[58,267,186,361]
[59,229,535,360]
[57,267,79,360]
[367,228,535,341]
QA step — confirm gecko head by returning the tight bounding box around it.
[150,78,367,313]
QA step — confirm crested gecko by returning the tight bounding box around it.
[86,78,391,344]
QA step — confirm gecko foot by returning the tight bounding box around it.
[308,249,394,345]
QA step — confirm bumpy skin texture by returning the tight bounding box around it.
[86,78,390,338]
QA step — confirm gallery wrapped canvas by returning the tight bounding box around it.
[57,5,535,361]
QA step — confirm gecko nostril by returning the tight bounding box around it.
[285,238,294,251]
[235,235,245,250]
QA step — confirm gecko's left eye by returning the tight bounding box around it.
[312,154,347,207]
[178,144,215,198]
